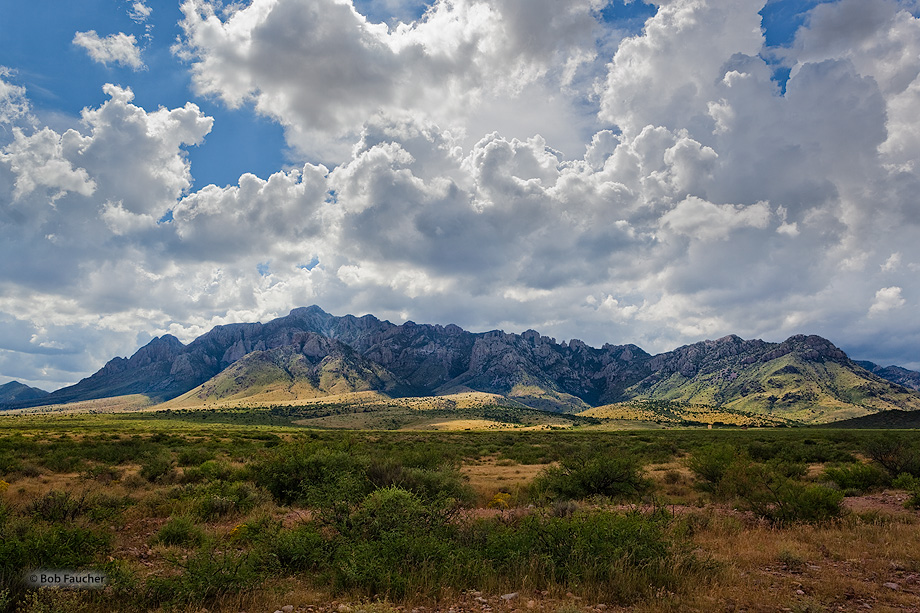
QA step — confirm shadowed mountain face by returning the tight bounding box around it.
[0,381,49,404]
[855,361,920,392]
[5,306,920,421]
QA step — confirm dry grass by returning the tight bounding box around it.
[460,456,548,503]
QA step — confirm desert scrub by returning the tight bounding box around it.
[461,508,702,603]
[26,490,87,523]
[192,481,266,520]
[0,511,110,610]
[892,473,920,509]
[272,523,328,571]
[253,441,368,507]
[822,462,889,495]
[144,543,268,607]
[152,516,205,547]
[530,451,651,501]
[864,435,920,478]
[275,486,703,604]
[687,443,742,491]
[365,458,475,505]
[721,459,843,524]
[139,452,175,483]
[254,439,474,508]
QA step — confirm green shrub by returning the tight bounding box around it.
[687,444,741,491]
[365,460,475,505]
[272,523,327,571]
[181,460,234,484]
[152,516,205,547]
[80,465,122,484]
[140,453,175,483]
[531,453,650,501]
[252,443,368,507]
[0,516,110,606]
[193,482,263,521]
[892,473,920,509]
[230,514,280,545]
[176,448,215,467]
[864,436,920,478]
[823,463,889,495]
[721,460,843,524]
[145,544,265,606]
[85,493,134,523]
[331,488,457,599]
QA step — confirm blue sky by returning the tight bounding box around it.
[2,0,920,390]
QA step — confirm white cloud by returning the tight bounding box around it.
[0,67,33,126]
[128,1,153,23]
[73,31,145,70]
[869,286,906,316]
[659,197,772,241]
[1,127,96,200]
[174,0,604,161]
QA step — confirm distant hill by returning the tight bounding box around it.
[854,361,920,392]
[4,306,920,424]
[623,334,920,422]
[0,381,49,404]
[816,409,920,429]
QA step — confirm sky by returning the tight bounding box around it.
[2,0,920,391]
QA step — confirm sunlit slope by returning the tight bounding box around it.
[625,345,920,423]
[580,400,791,427]
[164,345,401,407]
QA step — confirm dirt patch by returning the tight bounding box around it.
[842,490,919,518]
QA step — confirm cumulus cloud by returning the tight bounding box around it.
[870,286,907,316]
[0,68,33,126]
[73,31,145,70]
[4,0,920,389]
[174,0,604,160]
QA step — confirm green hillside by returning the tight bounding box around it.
[627,352,920,423]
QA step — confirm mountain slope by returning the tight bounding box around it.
[855,361,920,392]
[627,335,920,422]
[166,332,402,406]
[0,381,49,404]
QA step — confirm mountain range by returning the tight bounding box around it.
[3,306,919,423]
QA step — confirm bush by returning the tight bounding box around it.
[0,516,110,606]
[864,436,920,478]
[721,460,843,524]
[366,460,475,505]
[272,523,327,571]
[823,463,889,495]
[176,448,215,467]
[193,482,263,521]
[181,460,234,484]
[687,444,741,491]
[892,473,920,509]
[85,493,134,523]
[331,487,458,599]
[145,544,266,606]
[253,443,368,507]
[152,516,205,548]
[140,453,175,483]
[531,452,650,501]
[26,490,86,523]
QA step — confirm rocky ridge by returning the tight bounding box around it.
[4,306,920,422]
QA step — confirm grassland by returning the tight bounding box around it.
[1,409,920,613]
